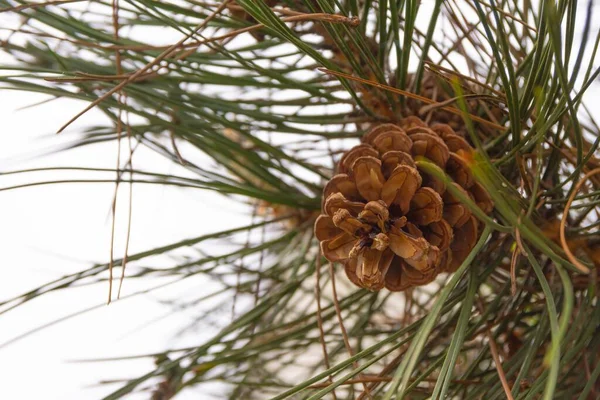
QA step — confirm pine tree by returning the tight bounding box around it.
[1,1,600,399]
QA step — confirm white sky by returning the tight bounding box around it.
[0,77,248,399]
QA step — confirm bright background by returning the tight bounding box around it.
[0,55,247,399]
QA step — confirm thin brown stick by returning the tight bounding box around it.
[117,120,134,299]
[514,220,527,257]
[509,245,519,296]
[106,144,118,300]
[357,352,404,400]
[560,168,600,273]
[318,68,505,131]
[106,0,123,304]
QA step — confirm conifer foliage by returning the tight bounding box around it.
[1,1,600,399]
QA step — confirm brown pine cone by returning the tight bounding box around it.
[315,117,493,291]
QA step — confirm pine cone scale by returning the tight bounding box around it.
[380,165,422,212]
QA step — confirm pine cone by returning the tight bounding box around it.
[315,117,493,291]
